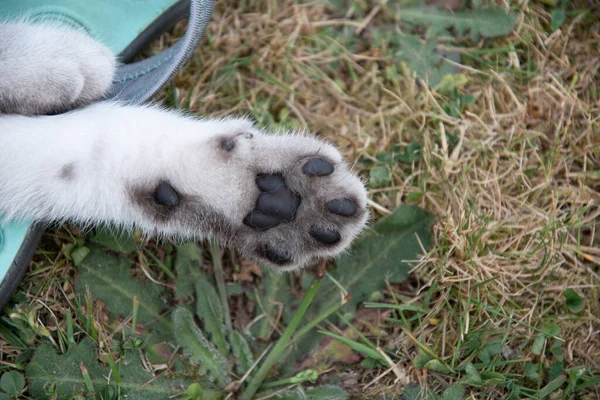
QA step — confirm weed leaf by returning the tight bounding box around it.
[113,351,217,400]
[26,339,213,399]
[263,384,348,400]
[564,289,585,313]
[70,246,90,266]
[461,363,482,385]
[314,205,434,316]
[175,243,205,298]
[195,277,229,356]
[26,339,109,399]
[551,9,566,31]
[369,165,392,188]
[278,206,433,372]
[0,371,24,396]
[91,226,139,254]
[75,247,172,340]
[424,359,451,374]
[399,7,516,40]
[393,35,457,86]
[230,331,254,376]
[442,384,465,400]
[173,307,231,387]
[400,383,440,399]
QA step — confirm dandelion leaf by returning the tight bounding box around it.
[26,339,109,399]
[175,243,205,298]
[195,276,229,356]
[75,247,172,340]
[26,339,218,400]
[399,7,516,40]
[173,307,231,387]
[315,205,435,316]
[262,384,349,400]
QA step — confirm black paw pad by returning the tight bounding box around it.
[302,158,334,177]
[260,246,292,265]
[310,227,341,245]
[245,174,301,231]
[327,198,358,217]
[257,190,300,220]
[256,174,285,192]
[154,181,179,207]
[243,211,281,231]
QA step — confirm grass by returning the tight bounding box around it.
[1,0,599,398]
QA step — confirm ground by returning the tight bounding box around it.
[1,0,599,399]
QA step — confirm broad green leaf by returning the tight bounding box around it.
[91,226,139,254]
[187,383,203,399]
[264,384,348,400]
[531,334,545,355]
[541,322,560,337]
[398,142,424,164]
[393,35,457,86]
[173,307,231,387]
[195,277,229,356]
[26,339,219,400]
[70,246,90,266]
[442,384,465,400]
[424,359,451,374]
[314,205,434,316]
[0,393,11,400]
[399,7,516,40]
[564,289,585,313]
[462,363,482,385]
[414,352,433,368]
[478,338,503,365]
[0,371,25,396]
[369,166,392,188]
[550,338,564,362]
[551,9,566,31]
[277,206,434,372]
[230,331,254,376]
[75,247,171,340]
[175,243,205,298]
[27,339,109,399]
[524,361,541,383]
[113,351,221,400]
[400,383,440,400]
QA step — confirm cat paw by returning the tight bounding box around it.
[220,130,369,270]
[0,22,116,115]
[123,113,368,270]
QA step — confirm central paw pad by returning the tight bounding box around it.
[238,153,368,269]
[243,174,301,231]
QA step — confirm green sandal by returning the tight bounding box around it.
[0,0,215,312]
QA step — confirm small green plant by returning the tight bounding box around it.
[0,371,25,400]
[372,1,516,87]
[1,204,434,399]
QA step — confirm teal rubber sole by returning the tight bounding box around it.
[0,0,210,310]
[0,0,184,55]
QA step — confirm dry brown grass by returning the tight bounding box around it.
[2,0,599,398]
[162,1,600,396]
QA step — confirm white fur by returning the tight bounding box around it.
[0,21,116,115]
[0,21,369,269]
